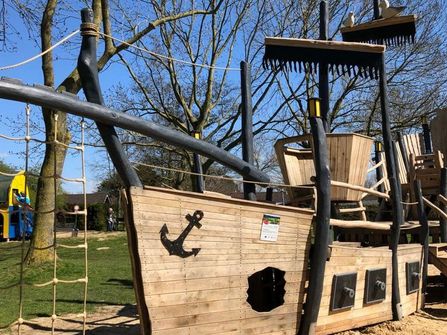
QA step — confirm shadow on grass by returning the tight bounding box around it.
[105,278,133,288]
[35,298,130,306]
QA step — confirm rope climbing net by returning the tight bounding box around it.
[0,105,88,335]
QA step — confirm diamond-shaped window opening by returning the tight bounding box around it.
[246,267,286,312]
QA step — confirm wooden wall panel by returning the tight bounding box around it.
[315,244,425,334]
[315,245,393,335]
[126,186,314,335]
[397,244,424,317]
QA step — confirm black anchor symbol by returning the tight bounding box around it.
[160,210,203,258]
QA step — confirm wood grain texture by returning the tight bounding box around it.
[265,37,385,53]
[431,109,447,158]
[397,244,424,317]
[126,186,314,334]
[315,245,393,335]
[275,133,374,203]
[340,15,417,33]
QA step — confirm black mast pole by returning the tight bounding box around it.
[373,0,380,20]
[421,117,432,154]
[414,180,429,306]
[191,130,205,193]
[240,61,257,201]
[319,1,330,132]
[379,54,403,321]
[299,98,331,335]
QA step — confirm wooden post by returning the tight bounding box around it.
[240,61,257,201]
[191,131,205,193]
[78,9,142,188]
[440,168,447,242]
[413,180,429,305]
[379,54,403,321]
[373,0,380,20]
[319,1,330,132]
[299,98,331,335]
[266,187,273,202]
[421,117,432,154]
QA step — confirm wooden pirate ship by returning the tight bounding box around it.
[123,186,314,334]
[0,3,446,335]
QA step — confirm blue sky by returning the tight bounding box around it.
[0,29,116,194]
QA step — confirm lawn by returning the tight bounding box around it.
[0,232,135,328]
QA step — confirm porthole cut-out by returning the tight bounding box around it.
[246,267,286,312]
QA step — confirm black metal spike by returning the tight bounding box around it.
[368,66,373,80]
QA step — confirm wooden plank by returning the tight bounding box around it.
[316,312,392,334]
[265,37,385,53]
[330,219,391,230]
[138,185,314,214]
[315,245,393,332]
[340,15,417,33]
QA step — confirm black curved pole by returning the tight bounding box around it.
[240,61,256,201]
[77,9,142,188]
[0,78,270,184]
[319,1,330,132]
[422,121,432,154]
[373,0,380,20]
[379,54,403,321]
[414,179,429,306]
[299,103,331,335]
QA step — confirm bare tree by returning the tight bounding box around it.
[3,0,446,262]
[5,0,221,263]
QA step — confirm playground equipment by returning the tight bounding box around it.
[0,171,32,240]
[0,2,445,335]
[340,0,417,46]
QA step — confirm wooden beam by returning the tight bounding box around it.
[340,15,417,34]
[330,180,389,199]
[265,37,386,53]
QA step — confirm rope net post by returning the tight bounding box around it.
[80,119,88,333]
[0,104,89,334]
[51,112,59,333]
[17,104,32,335]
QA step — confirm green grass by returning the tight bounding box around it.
[0,233,135,328]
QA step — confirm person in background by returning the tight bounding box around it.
[107,207,116,232]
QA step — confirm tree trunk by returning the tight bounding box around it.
[28,109,70,263]
[28,0,68,263]
[27,0,217,263]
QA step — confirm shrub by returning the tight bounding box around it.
[87,203,106,231]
